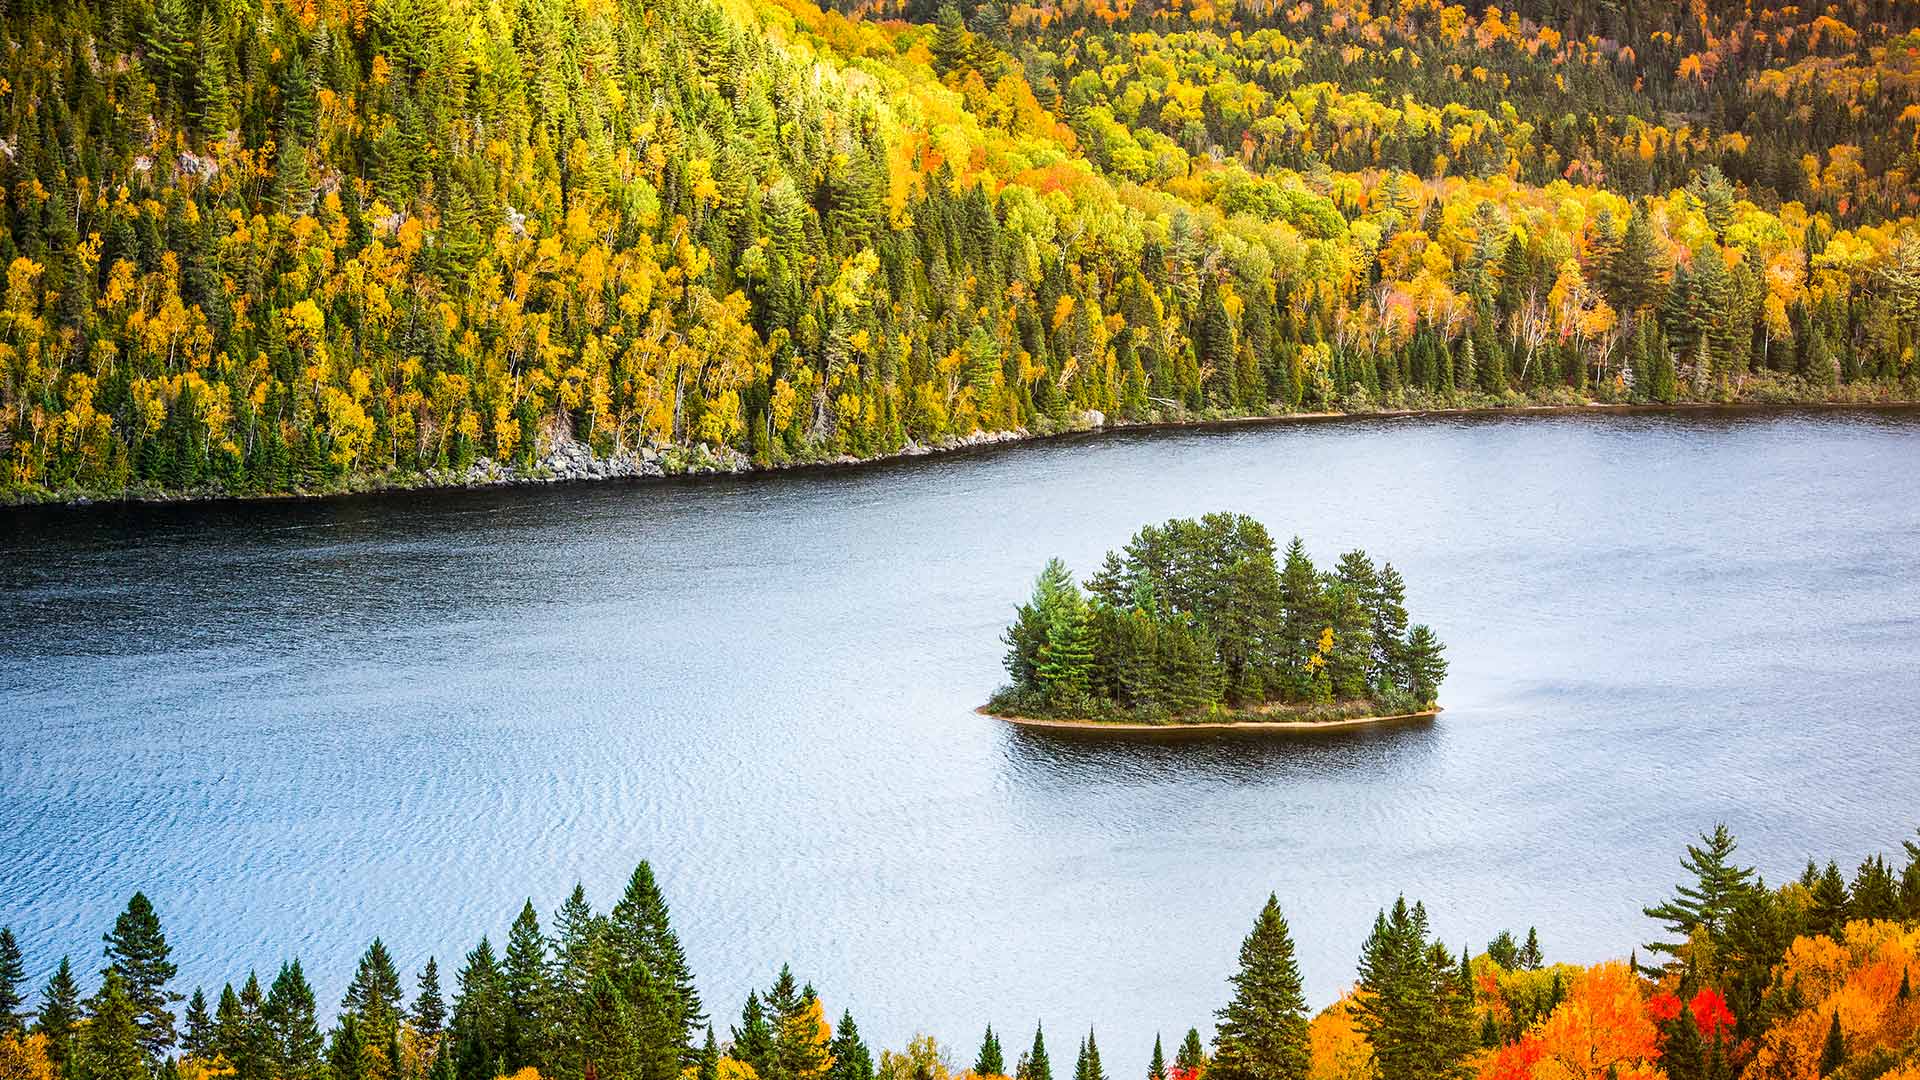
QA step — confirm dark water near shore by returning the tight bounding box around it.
[5,408,1920,1073]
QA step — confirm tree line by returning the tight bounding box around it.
[4,827,1920,1080]
[993,513,1445,721]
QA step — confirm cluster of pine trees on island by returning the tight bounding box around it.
[989,513,1445,723]
[4,0,1920,501]
[3,826,1920,1080]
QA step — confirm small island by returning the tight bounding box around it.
[986,512,1447,728]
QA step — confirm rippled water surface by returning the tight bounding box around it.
[5,408,1920,1072]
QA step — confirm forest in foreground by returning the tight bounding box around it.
[3,0,1920,499]
[1,826,1918,1080]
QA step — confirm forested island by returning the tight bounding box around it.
[987,513,1444,725]
[4,0,1920,503]
[2,826,1919,1080]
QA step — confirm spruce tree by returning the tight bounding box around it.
[37,958,83,1073]
[1518,928,1542,971]
[609,863,703,1056]
[1146,1035,1164,1080]
[183,989,213,1059]
[827,1012,873,1080]
[975,1025,1005,1077]
[1211,895,1309,1080]
[1817,1011,1844,1076]
[1810,861,1850,939]
[502,903,554,1074]
[1355,898,1473,1080]
[1173,1030,1205,1077]
[1072,1032,1105,1080]
[450,939,505,1080]
[0,929,25,1037]
[342,941,404,1049]
[730,993,774,1080]
[103,893,179,1061]
[264,962,325,1080]
[1016,1024,1051,1080]
[412,960,447,1041]
[77,972,147,1080]
[330,1016,366,1080]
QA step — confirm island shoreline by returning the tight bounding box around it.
[976,704,1443,734]
[9,397,1919,509]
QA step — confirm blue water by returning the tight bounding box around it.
[4,408,1919,1075]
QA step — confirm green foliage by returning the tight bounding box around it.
[1210,895,1309,1080]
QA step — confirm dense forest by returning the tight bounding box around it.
[2,0,1920,499]
[990,513,1444,722]
[2,827,1919,1080]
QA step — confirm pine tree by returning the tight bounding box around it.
[1146,1035,1164,1080]
[264,962,325,1080]
[975,1025,1005,1077]
[1400,626,1447,706]
[451,939,505,1080]
[1643,825,1757,970]
[1817,1011,1844,1076]
[37,958,83,1073]
[827,1012,874,1080]
[1518,928,1542,971]
[342,941,404,1048]
[1072,1032,1106,1080]
[608,863,703,1057]
[731,993,774,1080]
[930,4,971,79]
[502,903,554,1074]
[1810,861,1850,939]
[0,929,26,1037]
[1211,895,1309,1080]
[1173,1030,1205,1077]
[576,972,644,1080]
[1355,898,1473,1080]
[76,972,147,1080]
[1016,1024,1051,1080]
[183,989,213,1059]
[412,960,447,1041]
[331,1015,366,1080]
[102,893,179,1060]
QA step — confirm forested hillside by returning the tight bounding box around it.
[2,0,1919,499]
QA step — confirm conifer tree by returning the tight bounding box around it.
[1355,898,1473,1080]
[0,929,25,1037]
[609,863,703,1056]
[1072,1032,1105,1080]
[1810,861,1850,939]
[1016,1024,1051,1080]
[1211,895,1309,1080]
[828,1012,874,1080]
[1643,825,1757,970]
[183,989,213,1059]
[102,893,179,1060]
[975,1025,1005,1077]
[731,993,774,1080]
[451,939,506,1080]
[1518,928,1542,971]
[37,958,83,1074]
[1818,1011,1844,1076]
[1173,1030,1206,1077]
[502,903,554,1074]
[77,972,147,1080]
[342,941,404,1048]
[413,960,447,1041]
[1146,1035,1164,1080]
[331,1015,366,1080]
[264,962,325,1080]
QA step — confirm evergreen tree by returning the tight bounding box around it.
[1400,626,1447,707]
[827,1012,874,1080]
[608,863,703,1056]
[1517,928,1542,971]
[575,972,644,1080]
[450,940,506,1080]
[1643,825,1757,971]
[342,941,404,1048]
[330,1016,366,1080]
[1817,1011,1844,1076]
[76,972,146,1080]
[1173,1030,1205,1076]
[1211,895,1309,1080]
[0,929,25,1037]
[1486,932,1518,970]
[182,989,213,1060]
[264,962,325,1080]
[1016,1024,1051,1080]
[412,960,447,1041]
[1146,1036,1164,1080]
[930,5,971,79]
[502,903,554,1074]
[1072,1032,1105,1080]
[1354,898,1473,1080]
[1810,861,1850,939]
[975,1025,1005,1077]
[102,893,179,1060]
[731,993,775,1080]
[37,958,83,1074]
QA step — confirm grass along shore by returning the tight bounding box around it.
[979,701,1443,733]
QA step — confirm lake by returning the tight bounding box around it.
[4,407,1920,1074]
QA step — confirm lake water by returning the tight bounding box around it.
[5,408,1920,1074]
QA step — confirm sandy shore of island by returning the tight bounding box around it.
[976,705,1442,733]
